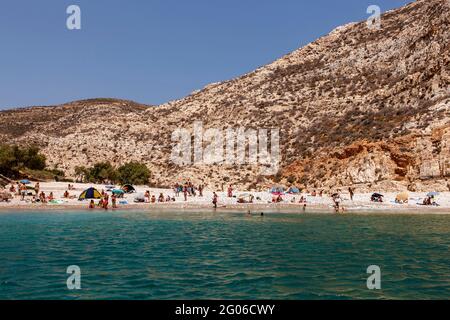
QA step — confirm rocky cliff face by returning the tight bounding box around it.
[284,127,450,192]
[1,0,449,191]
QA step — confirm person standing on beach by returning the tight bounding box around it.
[111,194,117,209]
[34,182,40,196]
[183,185,188,201]
[187,182,193,196]
[227,185,233,198]
[39,191,47,203]
[348,187,355,201]
[20,184,27,201]
[332,192,343,213]
[103,194,109,210]
[212,192,218,209]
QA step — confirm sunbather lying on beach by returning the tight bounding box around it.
[272,195,283,203]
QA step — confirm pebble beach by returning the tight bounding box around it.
[1,182,449,213]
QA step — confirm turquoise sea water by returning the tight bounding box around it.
[0,210,449,300]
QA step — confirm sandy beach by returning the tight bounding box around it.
[1,182,449,214]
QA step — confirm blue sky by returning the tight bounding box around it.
[0,0,411,109]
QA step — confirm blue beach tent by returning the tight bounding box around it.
[288,187,300,194]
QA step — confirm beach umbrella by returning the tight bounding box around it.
[395,192,409,203]
[238,193,251,197]
[270,186,285,195]
[238,193,252,201]
[112,189,125,195]
[78,187,102,200]
[427,192,440,197]
[122,184,136,193]
[372,193,384,198]
[20,179,31,185]
[134,193,145,203]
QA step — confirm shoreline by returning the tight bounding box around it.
[1,200,449,215]
[1,181,449,215]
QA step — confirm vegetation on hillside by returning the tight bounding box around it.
[0,145,47,178]
[0,145,151,185]
[75,162,151,185]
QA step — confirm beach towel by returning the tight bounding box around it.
[49,200,65,205]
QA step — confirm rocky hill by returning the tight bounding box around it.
[1,0,449,191]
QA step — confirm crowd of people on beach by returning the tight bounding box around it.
[88,190,118,210]
[4,182,75,204]
[141,191,176,203]
[173,182,205,201]
[0,179,444,212]
[88,181,207,209]
[0,180,361,212]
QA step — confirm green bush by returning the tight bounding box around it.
[93,162,117,182]
[76,161,151,185]
[20,146,46,170]
[81,162,117,183]
[0,144,47,178]
[0,145,16,177]
[117,162,150,185]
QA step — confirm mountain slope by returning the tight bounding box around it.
[1,0,449,191]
